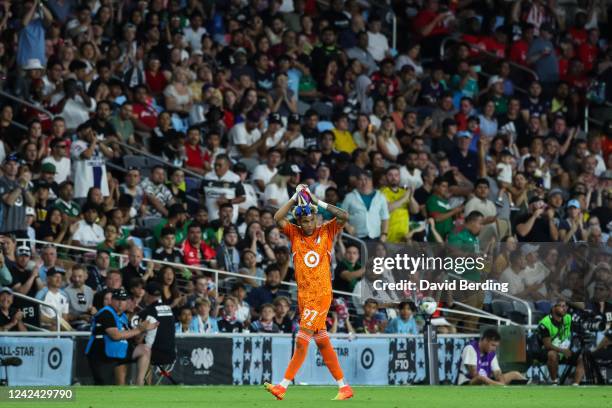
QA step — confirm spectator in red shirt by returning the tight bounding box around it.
[131,85,158,132]
[510,24,535,66]
[483,27,508,59]
[568,10,588,46]
[184,126,206,175]
[413,0,455,58]
[370,58,399,98]
[578,28,599,73]
[181,222,216,267]
[144,55,167,97]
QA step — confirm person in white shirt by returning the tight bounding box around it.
[341,171,390,240]
[457,329,525,385]
[70,122,113,199]
[228,110,264,159]
[367,16,390,62]
[183,13,207,52]
[50,78,96,131]
[71,204,105,248]
[264,163,301,207]
[234,162,259,215]
[36,268,73,331]
[201,154,245,222]
[252,148,282,192]
[499,250,528,296]
[42,138,71,184]
[399,150,423,190]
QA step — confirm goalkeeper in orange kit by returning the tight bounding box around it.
[264,184,353,401]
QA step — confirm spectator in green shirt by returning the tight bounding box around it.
[152,203,188,248]
[425,177,463,241]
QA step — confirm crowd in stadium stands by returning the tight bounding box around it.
[0,0,611,338]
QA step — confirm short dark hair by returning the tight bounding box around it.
[475,178,490,188]
[265,263,281,275]
[482,328,501,341]
[433,176,448,187]
[466,211,484,223]
[160,227,176,237]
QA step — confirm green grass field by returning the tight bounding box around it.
[2,386,611,408]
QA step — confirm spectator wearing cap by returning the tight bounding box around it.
[450,130,478,182]
[332,112,358,154]
[0,154,35,236]
[515,196,559,242]
[42,138,71,184]
[9,245,43,298]
[342,170,389,241]
[36,267,73,330]
[264,163,302,207]
[228,107,264,160]
[559,199,587,243]
[71,203,104,248]
[0,287,27,332]
[85,287,157,385]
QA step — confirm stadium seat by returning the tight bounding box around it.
[139,216,163,231]
[491,300,514,318]
[123,155,149,170]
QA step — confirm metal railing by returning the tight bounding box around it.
[17,239,360,300]
[438,306,514,327]
[11,291,61,336]
[0,90,55,120]
[488,291,533,333]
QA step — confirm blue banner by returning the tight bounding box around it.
[0,337,73,385]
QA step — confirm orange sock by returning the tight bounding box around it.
[314,330,344,381]
[283,330,312,382]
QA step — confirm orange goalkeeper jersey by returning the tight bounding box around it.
[282,218,343,303]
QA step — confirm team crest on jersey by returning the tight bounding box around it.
[303,250,320,268]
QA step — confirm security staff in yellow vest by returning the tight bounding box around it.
[85,288,158,385]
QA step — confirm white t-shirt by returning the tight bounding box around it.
[184,26,207,52]
[70,140,110,199]
[399,166,423,190]
[42,156,71,184]
[229,122,262,158]
[496,162,513,184]
[201,170,243,222]
[239,183,259,213]
[264,183,289,207]
[72,220,105,247]
[500,267,525,296]
[50,93,96,130]
[265,128,305,149]
[251,164,277,188]
[367,31,390,62]
[457,343,500,384]
[36,288,70,319]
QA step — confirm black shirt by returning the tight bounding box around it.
[515,212,554,242]
[9,266,38,298]
[87,308,129,361]
[0,308,20,331]
[153,247,183,264]
[120,264,148,290]
[218,318,243,333]
[449,148,478,181]
[274,315,294,333]
[135,299,176,364]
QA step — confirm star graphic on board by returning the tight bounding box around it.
[262,371,271,382]
[456,341,465,350]
[244,337,251,346]
[417,341,424,350]
[254,360,261,369]
[243,372,250,381]
[233,379,240,385]
[244,351,251,362]
[388,372,396,382]
[234,360,241,369]
[254,339,261,349]
[446,354,453,362]
[397,379,405,385]
[398,340,406,350]
[263,351,272,361]
[234,340,242,349]
[418,360,425,369]
[438,361,443,369]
